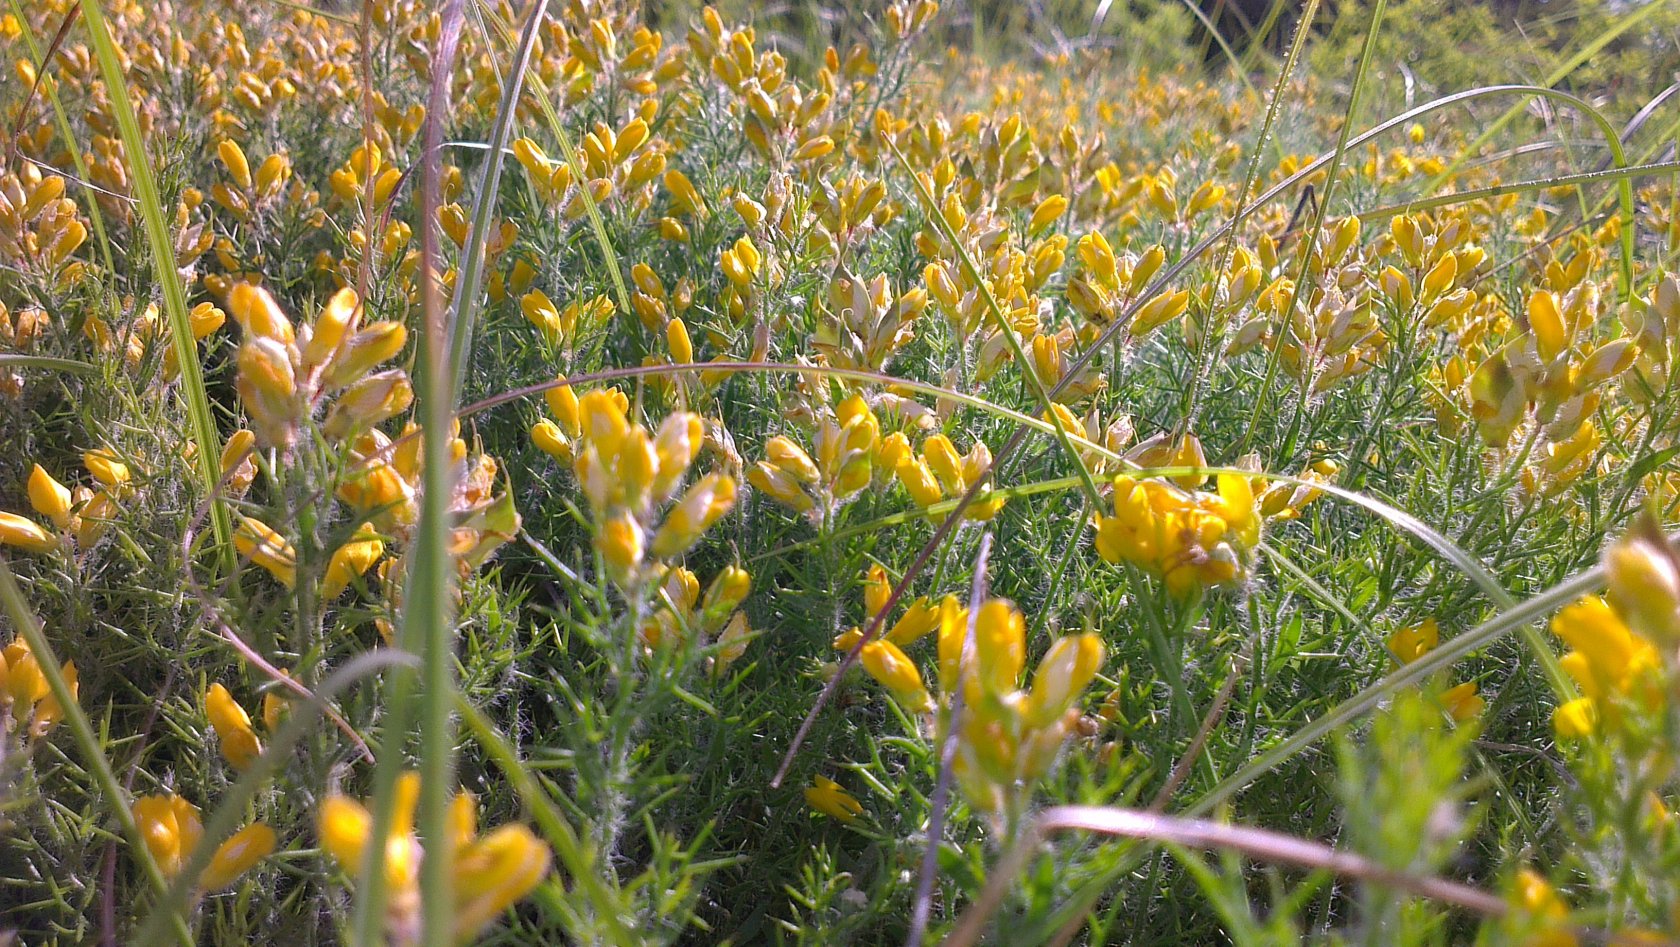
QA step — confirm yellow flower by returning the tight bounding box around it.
[1511,869,1577,947]
[1025,633,1104,727]
[0,510,57,554]
[317,772,551,941]
[26,464,73,528]
[860,639,933,712]
[133,793,272,890]
[1603,526,1680,644]
[218,140,253,189]
[1092,470,1258,596]
[205,682,263,771]
[1440,681,1484,722]
[134,793,202,879]
[650,473,737,559]
[1551,596,1658,702]
[1552,697,1598,740]
[597,509,645,578]
[1027,194,1068,235]
[1387,619,1439,664]
[520,289,566,341]
[201,823,277,890]
[322,526,385,598]
[227,283,296,344]
[531,419,572,461]
[234,516,297,588]
[453,824,554,937]
[1,637,76,738]
[804,775,864,823]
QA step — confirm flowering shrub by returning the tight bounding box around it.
[3,0,1680,942]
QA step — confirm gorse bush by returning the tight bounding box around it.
[3,0,1680,943]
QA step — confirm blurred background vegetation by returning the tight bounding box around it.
[656,0,1680,109]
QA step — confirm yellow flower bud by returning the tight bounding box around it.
[860,639,932,712]
[1387,618,1439,664]
[1028,194,1068,235]
[83,449,130,490]
[31,659,75,737]
[323,322,408,389]
[201,823,276,891]
[189,302,227,340]
[1025,633,1104,727]
[74,490,117,547]
[521,289,565,341]
[317,793,375,873]
[545,383,580,436]
[651,473,736,559]
[1440,681,1484,722]
[1605,529,1680,643]
[793,136,835,162]
[302,287,361,369]
[227,283,296,343]
[667,317,693,363]
[597,510,645,577]
[895,457,944,508]
[1130,289,1191,336]
[1552,697,1598,740]
[652,412,703,501]
[205,683,263,771]
[803,775,864,822]
[323,526,384,598]
[766,435,819,483]
[453,825,553,939]
[1528,291,1567,361]
[972,599,1026,697]
[323,370,414,440]
[218,140,252,189]
[664,168,705,216]
[234,516,297,587]
[134,794,201,879]
[531,419,572,461]
[27,464,73,528]
[748,461,815,513]
[0,511,57,554]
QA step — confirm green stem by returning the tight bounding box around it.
[0,557,193,947]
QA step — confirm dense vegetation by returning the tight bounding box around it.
[3,0,1680,943]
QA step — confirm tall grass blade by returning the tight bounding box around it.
[0,558,193,947]
[76,0,231,564]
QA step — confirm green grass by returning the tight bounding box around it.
[4,0,1680,944]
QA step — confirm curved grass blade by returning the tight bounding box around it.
[0,354,98,376]
[885,137,1104,507]
[1184,556,1614,818]
[132,651,417,946]
[76,0,231,565]
[474,0,630,314]
[1355,159,1680,223]
[447,0,549,393]
[0,557,194,947]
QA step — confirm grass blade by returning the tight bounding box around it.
[76,0,230,565]
[0,557,193,947]
[447,0,549,393]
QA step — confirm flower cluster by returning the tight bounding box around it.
[1091,470,1261,597]
[533,385,736,586]
[0,635,76,742]
[133,793,274,893]
[0,452,132,555]
[839,573,1104,822]
[317,772,551,945]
